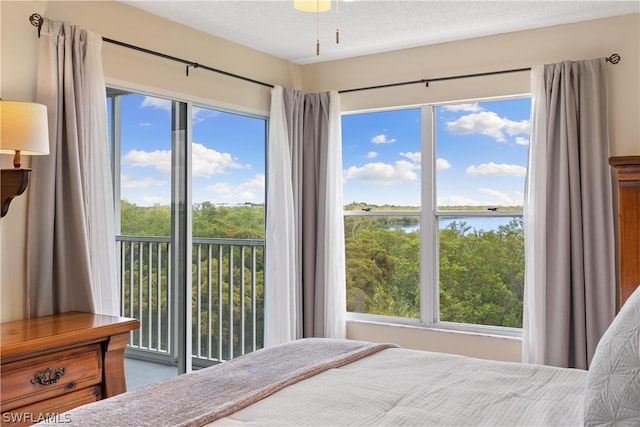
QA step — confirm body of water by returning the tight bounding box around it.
[400,216,522,233]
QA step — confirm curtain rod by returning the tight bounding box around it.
[29,13,275,89]
[30,13,621,95]
[339,53,621,94]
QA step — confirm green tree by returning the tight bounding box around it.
[438,221,523,328]
[120,200,265,362]
[343,215,524,327]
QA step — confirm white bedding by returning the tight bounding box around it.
[36,288,640,426]
[211,347,587,426]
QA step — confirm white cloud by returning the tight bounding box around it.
[504,119,530,137]
[515,136,529,146]
[140,96,171,111]
[192,143,250,177]
[478,187,521,205]
[192,107,221,124]
[466,162,526,176]
[438,188,523,207]
[446,111,529,142]
[371,134,397,144]
[121,175,167,189]
[343,160,418,185]
[438,195,483,206]
[400,151,421,163]
[441,103,483,112]
[122,149,172,174]
[436,158,451,170]
[205,174,265,201]
[366,151,378,159]
[138,122,152,127]
[122,143,250,178]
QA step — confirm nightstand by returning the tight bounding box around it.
[0,312,139,425]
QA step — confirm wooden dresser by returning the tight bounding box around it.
[0,312,139,425]
[609,156,640,310]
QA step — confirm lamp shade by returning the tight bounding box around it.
[0,101,50,156]
[294,0,331,12]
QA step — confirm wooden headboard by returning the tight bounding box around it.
[609,156,640,310]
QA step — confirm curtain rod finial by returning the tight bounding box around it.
[607,53,621,65]
[29,13,43,37]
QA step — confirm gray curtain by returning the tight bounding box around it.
[26,19,119,317]
[543,59,616,368]
[281,88,332,337]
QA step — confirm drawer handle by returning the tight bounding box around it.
[31,367,65,385]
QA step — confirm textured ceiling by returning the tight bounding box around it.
[122,1,639,65]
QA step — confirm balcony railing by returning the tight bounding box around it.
[117,236,265,367]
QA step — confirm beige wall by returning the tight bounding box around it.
[1,1,638,360]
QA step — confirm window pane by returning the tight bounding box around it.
[342,107,422,320]
[190,107,266,360]
[435,99,530,210]
[344,215,420,318]
[109,91,178,384]
[342,108,421,207]
[438,217,524,328]
[435,98,529,329]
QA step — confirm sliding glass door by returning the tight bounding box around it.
[107,87,266,387]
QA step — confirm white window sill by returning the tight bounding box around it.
[346,312,523,340]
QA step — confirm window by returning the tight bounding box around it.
[107,87,266,379]
[342,97,530,333]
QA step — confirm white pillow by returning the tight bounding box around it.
[584,285,640,426]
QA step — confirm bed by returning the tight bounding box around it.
[39,286,640,426]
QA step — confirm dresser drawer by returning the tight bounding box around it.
[1,385,100,426]
[0,344,102,412]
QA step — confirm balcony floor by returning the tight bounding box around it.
[124,356,178,391]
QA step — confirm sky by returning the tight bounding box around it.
[111,94,530,208]
[113,93,266,207]
[342,97,531,207]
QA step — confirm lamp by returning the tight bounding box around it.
[1,101,49,217]
[293,0,331,12]
[294,0,340,56]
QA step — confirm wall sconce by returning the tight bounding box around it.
[1,101,50,217]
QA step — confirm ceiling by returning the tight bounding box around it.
[122,1,639,65]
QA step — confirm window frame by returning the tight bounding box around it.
[344,97,529,338]
[106,81,270,371]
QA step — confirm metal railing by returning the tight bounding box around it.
[117,236,265,367]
